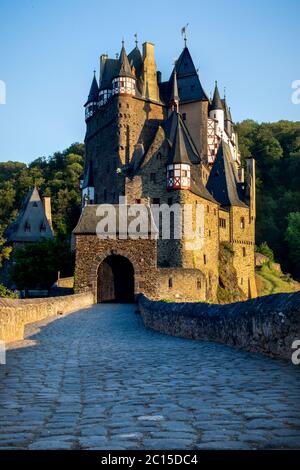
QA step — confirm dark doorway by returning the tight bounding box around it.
[97,255,134,303]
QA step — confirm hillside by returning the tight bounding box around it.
[256,263,300,297]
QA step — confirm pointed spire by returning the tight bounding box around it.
[211,81,223,110]
[173,47,208,102]
[117,43,135,78]
[86,73,99,104]
[169,70,179,112]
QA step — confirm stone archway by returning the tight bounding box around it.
[97,254,134,303]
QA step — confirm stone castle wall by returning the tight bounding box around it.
[138,291,300,360]
[0,292,94,343]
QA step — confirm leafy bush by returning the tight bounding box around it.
[0,283,18,299]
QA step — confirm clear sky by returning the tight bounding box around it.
[0,0,299,163]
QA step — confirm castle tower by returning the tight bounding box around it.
[112,44,136,97]
[172,46,209,158]
[209,82,224,134]
[84,72,99,121]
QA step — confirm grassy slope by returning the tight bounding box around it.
[256,263,300,297]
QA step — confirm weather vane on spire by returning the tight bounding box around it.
[134,33,138,47]
[122,37,125,48]
[181,23,189,47]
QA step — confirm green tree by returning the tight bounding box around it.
[285,212,300,277]
[9,238,75,291]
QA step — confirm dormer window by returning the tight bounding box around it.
[33,202,38,207]
[40,222,46,233]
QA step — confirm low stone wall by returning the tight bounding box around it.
[0,292,94,343]
[138,292,300,360]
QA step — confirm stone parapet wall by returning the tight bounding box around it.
[0,292,94,343]
[138,292,300,360]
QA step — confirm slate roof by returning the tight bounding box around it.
[116,46,135,79]
[206,141,247,208]
[99,59,119,90]
[164,111,200,165]
[159,47,208,104]
[85,74,99,105]
[73,204,158,236]
[211,82,223,110]
[82,160,94,189]
[164,111,217,203]
[5,187,54,242]
[128,46,143,78]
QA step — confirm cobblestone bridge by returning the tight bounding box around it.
[0,304,299,450]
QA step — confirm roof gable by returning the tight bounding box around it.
[206,141,247,208]
[6,187,54,242]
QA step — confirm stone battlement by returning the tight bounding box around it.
[0,292,94,342]
[138,291,300,360]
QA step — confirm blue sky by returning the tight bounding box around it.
[0,0,299,163]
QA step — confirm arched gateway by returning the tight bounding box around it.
[97,255,134,303]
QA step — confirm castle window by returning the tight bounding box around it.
[219,218,226,228]
[151,197,160,205]
[168,197,173,206]
[208,229,211,237]
[204,254,207,265]
[241,277,244,286]
[207,206,210,213]
[240,217,245,229]
[150,173,156,183]
[182,113,187,121]
[242,247,246,257]
[24,221,31,232]
[197,279,201,290]
[168,278,173,288]
[33,202,38,207]
[214,209,217,216]
[40,222,46,233]
[135,199,141,204]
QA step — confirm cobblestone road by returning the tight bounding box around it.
[0,304,300,449]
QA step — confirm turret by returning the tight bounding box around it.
[166,114,191,190]
[223,96,233,137]
[209,81,224,133]
[112,43,136,97]
[84,72,99,120]
[99,54,112,106]
[168,70,179,115]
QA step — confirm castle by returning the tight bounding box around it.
[73,39,257,303]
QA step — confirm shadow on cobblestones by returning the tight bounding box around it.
[0,304,299,450]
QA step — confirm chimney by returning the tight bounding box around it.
[142,42,159,101]
[43,197,52,229]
